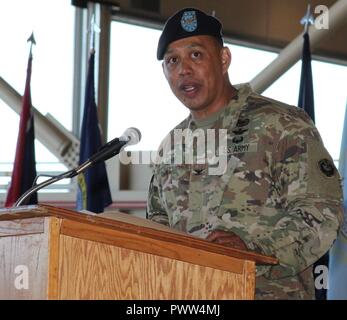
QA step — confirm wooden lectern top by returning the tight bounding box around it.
[0,205,277,271]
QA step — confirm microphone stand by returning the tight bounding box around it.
[14,162,90,207]
[14,139,128,207]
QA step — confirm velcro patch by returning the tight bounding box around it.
[318,159,335,177]
[307,137,342,199]
[228,143,258,154]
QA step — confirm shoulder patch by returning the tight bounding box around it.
[307,137,342,200]
[318,159,335,177]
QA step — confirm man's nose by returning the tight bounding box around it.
[178,59,193,76]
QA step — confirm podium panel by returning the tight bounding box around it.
[0,205,277,299]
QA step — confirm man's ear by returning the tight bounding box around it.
[221,47,231,74]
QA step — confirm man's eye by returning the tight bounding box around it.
[191,51,201,59]
[168,57,178,64]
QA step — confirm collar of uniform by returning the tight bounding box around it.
[191,104,228,129]
[188,83,253,129]
[234,82,253,106]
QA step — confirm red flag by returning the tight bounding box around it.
[5,52,38,207]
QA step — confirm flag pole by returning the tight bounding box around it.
[27,32,36,57]
[89,14,100,52]
[299,6,327,299]
[300,4,314,34]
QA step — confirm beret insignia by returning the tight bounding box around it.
[181,10,198,32]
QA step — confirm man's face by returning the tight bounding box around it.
[162,35,230,117]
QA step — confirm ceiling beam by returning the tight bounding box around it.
[250,0,347,93]
[0,76,79,169]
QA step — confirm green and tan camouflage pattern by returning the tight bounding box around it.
[147,83,344,299]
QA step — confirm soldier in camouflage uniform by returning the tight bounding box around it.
[147,7,344,299]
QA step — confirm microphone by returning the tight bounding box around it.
[76,127,141,174]
[14,127,141,207]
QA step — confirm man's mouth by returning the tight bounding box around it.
[183,85,196,92]
[179,83,201,96]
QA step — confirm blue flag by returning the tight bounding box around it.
[298,32,329,300]
[298,32,315,123]
[328,102,347,299]
[76,51,112,213]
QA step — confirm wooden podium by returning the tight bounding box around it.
[0,205,277,300]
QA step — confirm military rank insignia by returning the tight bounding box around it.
[181,10,198,32]
[318,159,335,177]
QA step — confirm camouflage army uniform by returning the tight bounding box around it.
[147,83,344,299]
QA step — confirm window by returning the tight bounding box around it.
[108,21,187,151]
[0,0,75,197]
[264,60,347,165]
[108,20,347,168]
[108,21,277,151]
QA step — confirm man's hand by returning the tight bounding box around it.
[206,230,248,251]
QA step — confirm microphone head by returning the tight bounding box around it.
[120,127,142,145]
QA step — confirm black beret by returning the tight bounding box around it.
[157,8,224,60]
